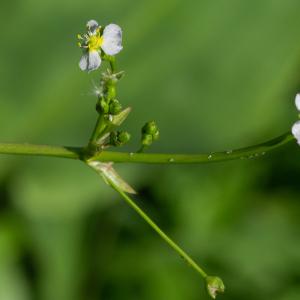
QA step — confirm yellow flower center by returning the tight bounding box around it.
[88,33,103,51]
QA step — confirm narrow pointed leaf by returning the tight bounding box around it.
[88,160,136,194]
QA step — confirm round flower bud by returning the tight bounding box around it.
[142,121,158,135]
[109,99,122,115]
[110,131,131,147]
[118,131,131,144]
[206,276,225,299]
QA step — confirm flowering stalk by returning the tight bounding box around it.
[1,19,299,299]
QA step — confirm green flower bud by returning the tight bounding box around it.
[206,276,225,299]
[109,99,122,115]
[140,121,159,150]
[142,121,158,135]
[110,131,131,147]
[118,131,131,144]
[141,134,153,146]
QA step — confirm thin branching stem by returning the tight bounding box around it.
[0,132,294,163]
[92,131,294,163]
[108,178,208,279]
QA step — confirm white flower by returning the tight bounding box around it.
[292,93,300,145]
[295,93,300,111]
[78,20,123,72]
[292,121,300,145]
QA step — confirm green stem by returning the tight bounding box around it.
[108,178,208,279]
[93,131,294,164]
[88,56,117,149]
[0,143,81,159]
[0,132,294,163]
[108,56,116,72]
[88,113,107,146]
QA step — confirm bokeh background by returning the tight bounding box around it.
[0,0,300,299]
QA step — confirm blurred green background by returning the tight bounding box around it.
[0,0,300,299]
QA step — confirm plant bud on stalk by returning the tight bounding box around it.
[142,121,158,135]
[110,131,131,147]
[205,276,225,299]
[109,99,122,115]
[140,121,159,149]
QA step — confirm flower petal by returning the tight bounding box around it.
[87,50,101,72]
[295,93,300,111]
[79,51,101,72]
[292,120,300,145]
[86,20,99,34]
[101,24,123,56]
[79,53,88,71]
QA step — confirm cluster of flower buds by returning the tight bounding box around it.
[92,69,131,148]
[141,121,160,147]
[110,131,131,147]
[96,70,125,112]
[292,94,300,145]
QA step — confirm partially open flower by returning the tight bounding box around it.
[78,20,123,72]
[295,93,300,111]
[292,121,300,145]
[292,94,300,145]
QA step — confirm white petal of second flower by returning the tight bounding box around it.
[87,50,101,72]
[292,120,300,145]
[102,24,123,56]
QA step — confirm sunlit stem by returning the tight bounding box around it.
[108,178,208,279]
